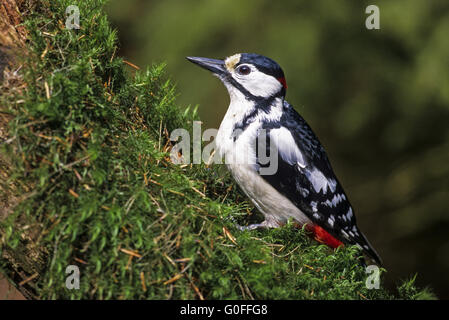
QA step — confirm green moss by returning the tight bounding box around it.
[0,0,434,299]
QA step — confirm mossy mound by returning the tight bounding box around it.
[0,0,434,299]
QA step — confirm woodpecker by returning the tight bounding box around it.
[187,53,381,265]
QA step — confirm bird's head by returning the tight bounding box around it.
[187,53,287,101]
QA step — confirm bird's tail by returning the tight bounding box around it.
[304,223,382,265]
[353,230,382,266]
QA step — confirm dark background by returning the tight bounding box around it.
[106,0,449,298]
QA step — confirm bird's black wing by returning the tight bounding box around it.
[255,101,381,264]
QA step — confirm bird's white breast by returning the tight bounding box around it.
[215,96,312,226]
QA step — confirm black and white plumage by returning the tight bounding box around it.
[187,53,381,265]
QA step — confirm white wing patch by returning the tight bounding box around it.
[324,193,346,208]
[346,207,354,220]
[305,167,337,194]
[269,127,306,167]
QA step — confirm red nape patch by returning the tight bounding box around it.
[277,77,287,89]
[306,225,344,249]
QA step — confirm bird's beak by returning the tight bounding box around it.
[186,56,226,75]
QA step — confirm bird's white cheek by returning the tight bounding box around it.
[238,72,282,97]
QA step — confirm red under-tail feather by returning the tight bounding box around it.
[306,225,344,249]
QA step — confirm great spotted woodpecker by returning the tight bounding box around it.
[187,53,381,265]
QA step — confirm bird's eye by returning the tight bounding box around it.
[237,65,251,75]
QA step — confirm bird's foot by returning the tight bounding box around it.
[235,217,281,231]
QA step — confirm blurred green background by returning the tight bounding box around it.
[105,0,449,298]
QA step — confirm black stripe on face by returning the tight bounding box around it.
[226,74,285,112]
[232,107,259,142]
[227,71,285,141]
